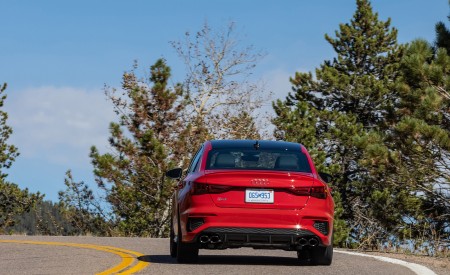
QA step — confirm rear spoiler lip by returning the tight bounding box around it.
[203,169,314,176]
[197,170,316,189]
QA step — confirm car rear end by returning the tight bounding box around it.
[179,140,334,259]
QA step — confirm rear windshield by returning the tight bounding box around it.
[206,149,312,173]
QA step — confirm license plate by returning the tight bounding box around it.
[245,189,274,203]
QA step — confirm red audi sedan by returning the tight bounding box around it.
[166,140,334,265]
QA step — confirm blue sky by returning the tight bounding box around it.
[1,0,448,201]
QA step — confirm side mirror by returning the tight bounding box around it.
[318,172,333,184]
[166,168,183,179]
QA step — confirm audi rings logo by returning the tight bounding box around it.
[250,178,270,185]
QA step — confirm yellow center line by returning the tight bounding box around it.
[94,245,149,275]
[0,240,150,275]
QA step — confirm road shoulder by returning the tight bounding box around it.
[337,249,449,275]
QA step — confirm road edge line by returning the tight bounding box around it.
[335,249,437,275]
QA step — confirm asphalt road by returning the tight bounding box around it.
[0,235,436,274]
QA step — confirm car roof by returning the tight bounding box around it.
[209,140,304,151]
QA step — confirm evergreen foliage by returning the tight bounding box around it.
[58,170,113,236]
[436,10,450,53]
[391,38,450,250]
[274,0,415,248]
[7,200,77,235]
[89,59,185,237]
[273,0,450,253]
[0,83,19,179]
[0,83,42,233]
[7,171,111,236]
[0,180,42,232]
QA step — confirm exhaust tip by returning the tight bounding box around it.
[298,238,308,246]
[308,237,319,246]
[210,234,221,244]
[199,235,210,244]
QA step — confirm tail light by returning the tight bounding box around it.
[310,186,327,199]
[192,182,233,195]
[289,186,327,199]
[288,187,310,196]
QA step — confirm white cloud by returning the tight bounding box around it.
[255,67,311,138]
[5,86,116,167]
[266,69,292,100]
[263,67,311,102]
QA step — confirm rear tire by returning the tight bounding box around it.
[297,249,311,265]
[310,244,333,265]
[170,220,177,258]
[176,216,199,263]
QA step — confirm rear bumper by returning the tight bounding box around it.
[198,227,321,250]
[180,206,333,247]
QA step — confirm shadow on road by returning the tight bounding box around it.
[138,255,308,266]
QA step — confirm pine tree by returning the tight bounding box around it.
[89,59,185,237]
[0,83,42,232]
[390,38,450,250]
[0,83,19,179]
[58,170,112,236]
[219,110,261,140]
[273,0,409,247]
[436,5,450,53]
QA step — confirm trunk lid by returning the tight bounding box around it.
[198,170,314,209]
